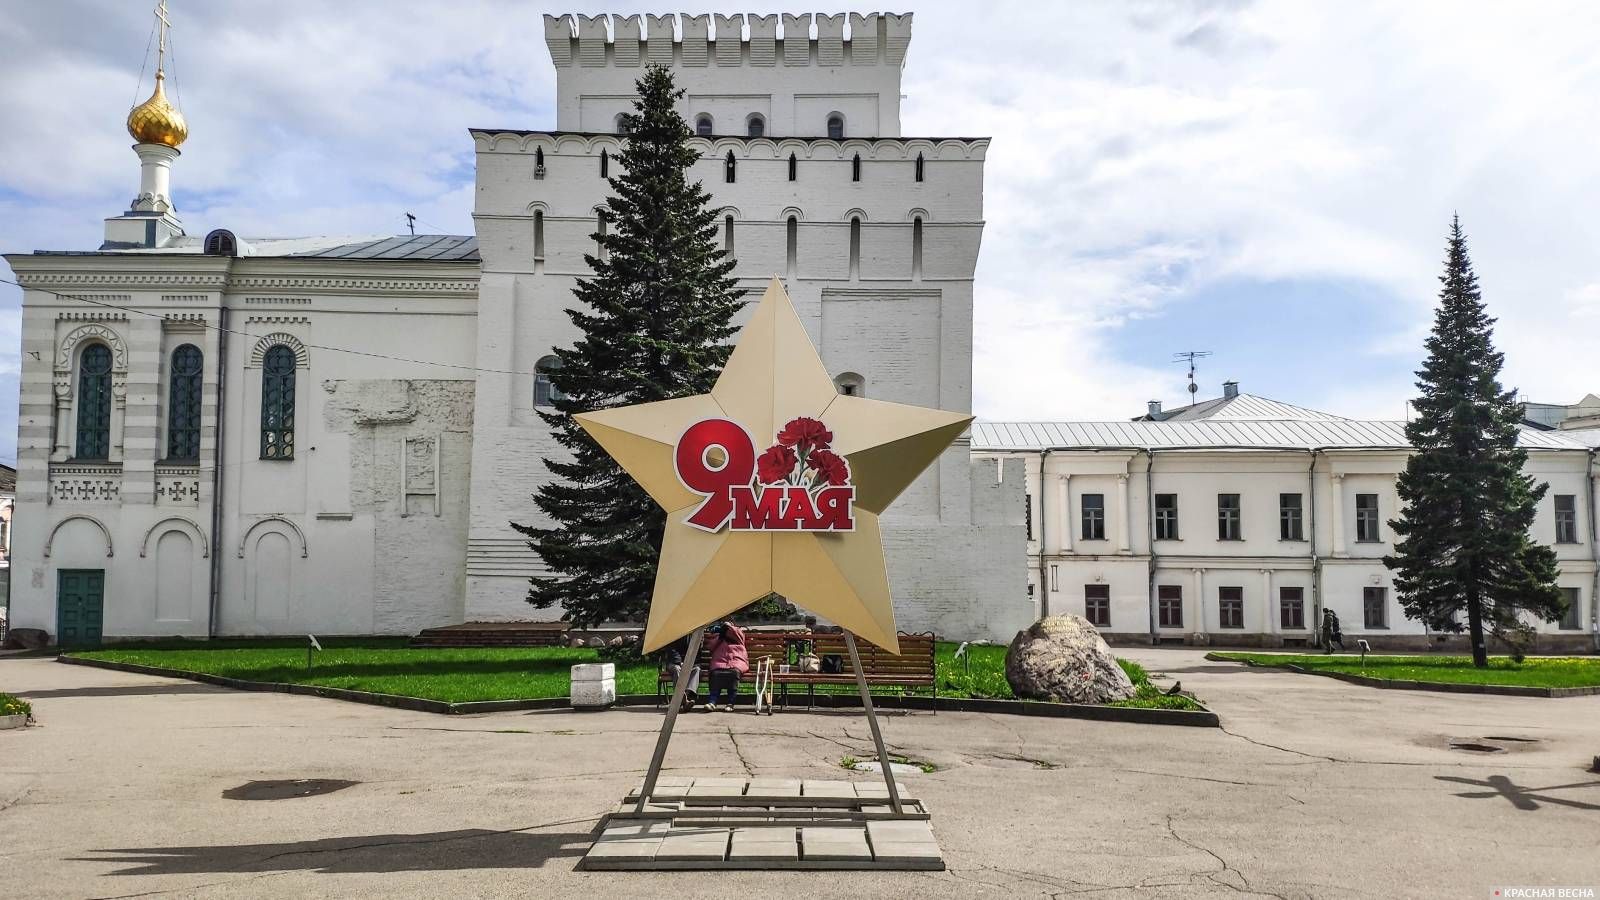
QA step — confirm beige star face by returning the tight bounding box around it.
[574,278,972,654]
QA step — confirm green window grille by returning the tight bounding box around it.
[260,345,296,460]
[167,344,203,459]
[75,343,112,459]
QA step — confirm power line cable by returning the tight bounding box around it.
[0,275,543,377]
[130,18,157,108]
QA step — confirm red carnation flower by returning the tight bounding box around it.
[808,449,850,486]
[756,444,798,484]
[776,416,833,451]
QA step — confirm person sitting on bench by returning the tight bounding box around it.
[705,621,748,712]
[661,634,700,712]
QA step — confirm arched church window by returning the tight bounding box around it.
[852,153,861,182]
[724,150,736,184]
[912,216,924,281]
[827,114,844,140]
[696,114,714,136]
[600,149,608,178]
[167,343,203,460]
[787,152,797,182]
[747,114,765,138]
[260,345,296,460]
[724,215,735,257]
[75,343,112,459]
[534,355,565,410]
[915,152,925,182]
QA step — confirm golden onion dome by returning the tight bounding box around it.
[126,72,187,148]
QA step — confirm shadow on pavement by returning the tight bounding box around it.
[1435,774,1600,811]
[14,683,229,700]
[76,828,592,875]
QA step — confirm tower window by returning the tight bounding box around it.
[615,113,632,135]
[746,114,765,138]
[912,216,923,280]
[696,114,713,136]
[915,152,925,182]
[167,343,202,460]
[786,216,798,277]
[259,345,296,460]
[75,343,113,460]
[827,114,844,140]
[533,210,545,263]
[848,217,861,280]
[534,147,545,178]
[851,153,861,182]
[534,355,565,409]
[724,215,735,257]
[724,150,736,183]
[599,149,608,178]
[788,152,797,181]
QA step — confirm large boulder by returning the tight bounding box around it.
[1005,615,1135,704]
[1,628,50,651]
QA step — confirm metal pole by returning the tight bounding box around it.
[844,631,903,815]
[635,627,704,814]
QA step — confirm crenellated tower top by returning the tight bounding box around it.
[542,13,913,138]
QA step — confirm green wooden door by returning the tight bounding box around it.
[57,570,105,649]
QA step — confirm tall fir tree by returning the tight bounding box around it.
[512,65,744,627]
[1384,216,1564,667]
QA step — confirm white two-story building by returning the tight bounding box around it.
[974,384,1600,652]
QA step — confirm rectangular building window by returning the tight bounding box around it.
[1218,586,1244,629]
[1279,493,1303,541]
[1154,493,1179,540]
[1081,493,1105,540]
[1024,493,1033,540]
[1560,587,1582,631]
[1554,495,1578,544]
[1356,493,1381,542]
[1279,586,1305,630]
[1158,585,1183,628]
[1363,586,1388,629]
[1084,584,1110,627]
[1049,564,1059,592]
[1217,493,1241,541]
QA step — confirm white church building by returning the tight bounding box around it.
[4,12,1030,647]
[972,384,1600,653]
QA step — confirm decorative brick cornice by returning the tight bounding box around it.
[226,275,477,296]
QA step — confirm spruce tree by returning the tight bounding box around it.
[1384,216,1564,667]
[512,65,744,627]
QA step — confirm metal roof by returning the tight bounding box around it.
[1153,392,1348,422]
[971,420,1593,453]
[288,235,478,261]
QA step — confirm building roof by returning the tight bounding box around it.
[1559,428,1600,449]
[25,234,478,261]
[971,420,1594,453]
[1148,392,1348,423]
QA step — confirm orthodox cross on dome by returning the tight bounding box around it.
[154,0,172,76]
[574,277,973,654]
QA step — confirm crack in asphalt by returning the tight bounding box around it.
[726,727,755,776]
[1165,813,1290,900]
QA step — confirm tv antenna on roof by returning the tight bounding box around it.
[405,213,417,237]
[1173,351,1212,406]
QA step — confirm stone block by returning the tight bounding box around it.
[570,678,615,708]
[745,777,801,797]
[656,827,731,862]
[801,780,857,798]
[729,827,798,862]
[800,826,872,861]
[866,819,936,844]
[570,662,614,682]
[871,841,942,864]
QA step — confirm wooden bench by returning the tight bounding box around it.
[656,630,937,709]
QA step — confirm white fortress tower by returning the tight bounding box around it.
[465,13,1029,639]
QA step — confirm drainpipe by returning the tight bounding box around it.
[1037,450,1051,619]
[1144,448,1158,644]
[1307,449,1321,649]
[206,305,229,637]
[1588,448,1599,652]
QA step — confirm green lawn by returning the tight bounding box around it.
[1212,652,1600,689]
[67,638,1202,710]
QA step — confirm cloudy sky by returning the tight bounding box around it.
[2,1,1598,463]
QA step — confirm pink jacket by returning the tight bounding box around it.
[707,624,749,675]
